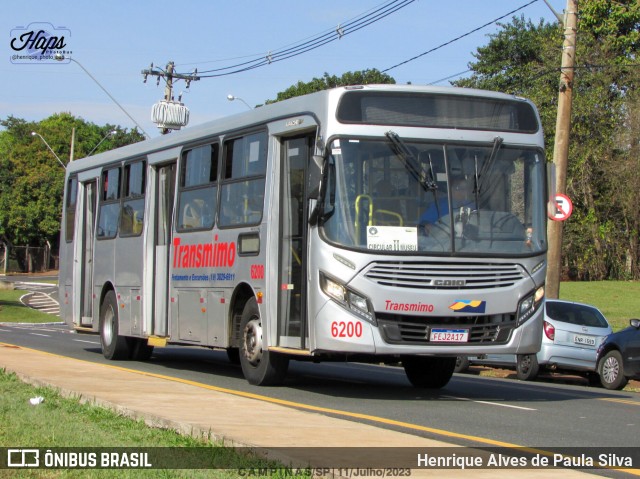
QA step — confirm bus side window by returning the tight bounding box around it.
[177,144,218,231]
[219,131,267,227]
[65,176,78,242]
[97,167,121,239]
[120,160,146,236]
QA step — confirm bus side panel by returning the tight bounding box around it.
[58,231,74,325]
[114,235,145,336]
[92,238,115,324]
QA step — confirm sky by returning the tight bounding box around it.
[2,0,566,139]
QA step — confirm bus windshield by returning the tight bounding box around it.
[320,137,546,256]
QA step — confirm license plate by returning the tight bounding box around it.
[430,328,469,343]
[573,334,596,347]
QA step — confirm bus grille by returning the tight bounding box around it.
[364,261,525,290]
[378,314,516,345]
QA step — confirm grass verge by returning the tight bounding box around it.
[558,281,640,331]
[0,289,57,323]
[0,369,303,478]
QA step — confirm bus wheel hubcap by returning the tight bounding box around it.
[243,318,263,366]
[103,308,114,346]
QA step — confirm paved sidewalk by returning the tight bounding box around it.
[0,343,598,478]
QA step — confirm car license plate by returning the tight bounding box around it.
[430,329,469,343]
[573,334,596,347]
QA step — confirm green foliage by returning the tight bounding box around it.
[0,113,144,247]
[267,69,395,104]
[453,1,640,280]
[580,0,640,59]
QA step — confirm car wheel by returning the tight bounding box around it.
[585,372,602,387]
[598,350,628,390]
[454,356,470,373]
[516,354,539,381]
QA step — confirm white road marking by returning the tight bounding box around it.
[443,395,537,411]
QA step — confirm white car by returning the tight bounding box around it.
[456,299,612,382]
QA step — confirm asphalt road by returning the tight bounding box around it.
[1,321,638,455]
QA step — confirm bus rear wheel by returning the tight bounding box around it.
[402,356,455,389]
[239,298,289,386]
[99,290,130,360]
[129,338,154,361]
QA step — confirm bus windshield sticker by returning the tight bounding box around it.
[366,226,417,252]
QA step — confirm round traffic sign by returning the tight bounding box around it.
[549,193,573,221]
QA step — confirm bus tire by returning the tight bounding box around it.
[99,290,130,360]
[130,338,154,361]
[402,356,455,389]
[239,298,289,386]
[516,354,539,381]
[226,347,240,365]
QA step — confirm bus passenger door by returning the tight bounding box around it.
[278,135,312,349]
[152,163,176,337]
[78,180,97,326]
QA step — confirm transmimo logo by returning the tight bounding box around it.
[9,22,72,64]
[7,449,40,468]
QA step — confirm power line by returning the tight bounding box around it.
[428,69,472,85]
[178,0,411,69]
[381,0,541,73]
[193,0,415,78]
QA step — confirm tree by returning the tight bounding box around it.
[266,69,395,103]
[0,114,144,250]
[453,1,640,280]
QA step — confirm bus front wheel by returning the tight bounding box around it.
[402,356,455,389]
[239,298,289,386]
[99,290,130,360]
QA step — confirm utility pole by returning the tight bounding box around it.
[69,127,75,162]
[546,0,578,299]
[142,61,199,134]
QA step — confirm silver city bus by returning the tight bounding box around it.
[59,85,549,387]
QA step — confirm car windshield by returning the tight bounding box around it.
[545,302,609,328]
[320,137,547,256]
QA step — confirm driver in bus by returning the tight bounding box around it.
[419,176,475,235]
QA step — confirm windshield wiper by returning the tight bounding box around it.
[476,136,504,194]
[385,131,437,192]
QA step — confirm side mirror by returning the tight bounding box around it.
[307,155,324,200]
[630,318,640,329]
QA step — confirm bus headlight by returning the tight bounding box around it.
[320,272,375,324]
[517,285,544,326]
